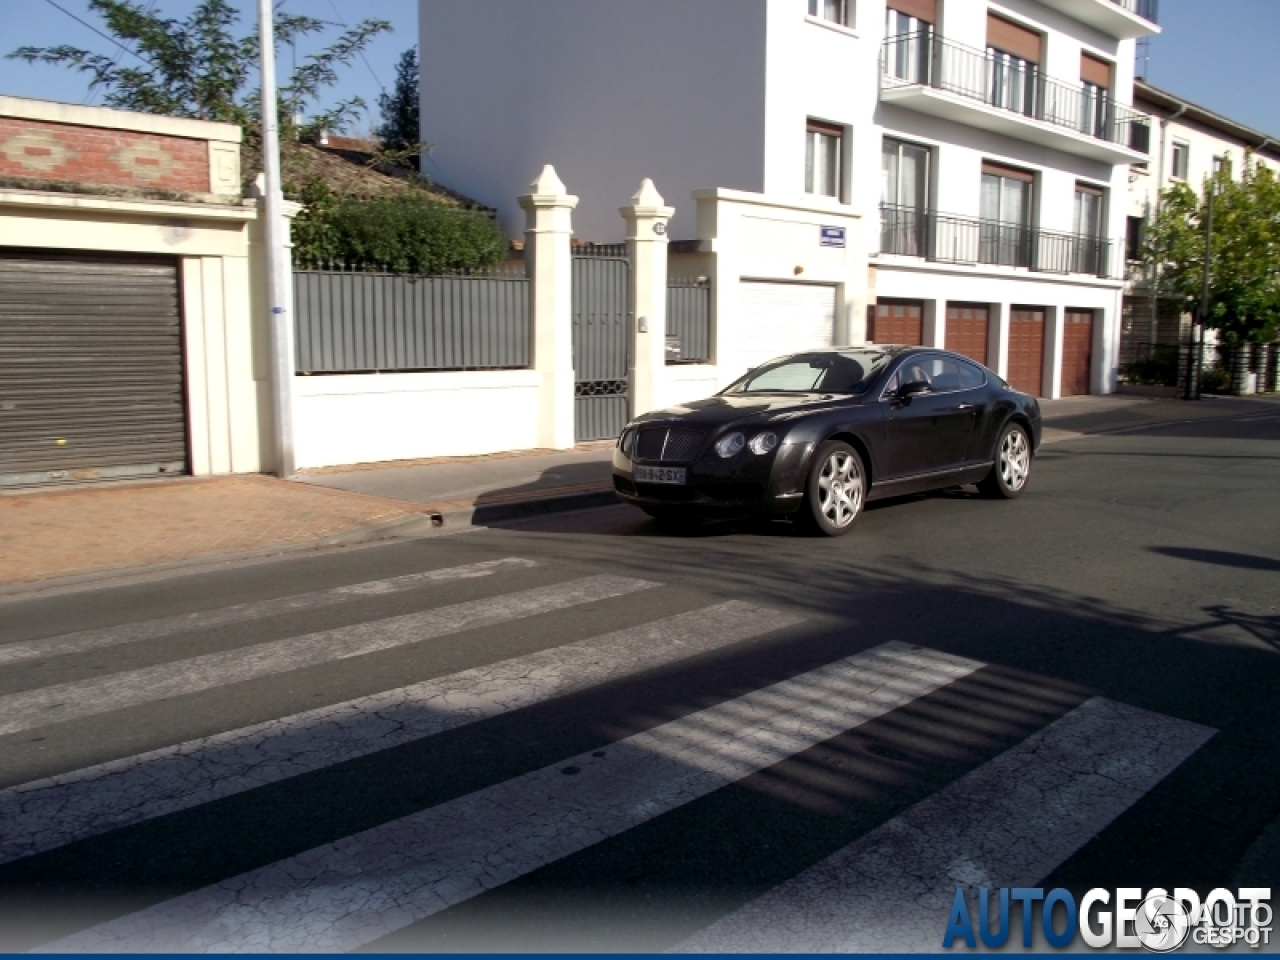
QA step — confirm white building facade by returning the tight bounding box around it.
[1122,80,1280,374]
[419,0,1160,400]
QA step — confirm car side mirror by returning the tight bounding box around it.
[892,380,932,404]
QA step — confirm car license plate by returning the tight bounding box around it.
[635,465,686,485]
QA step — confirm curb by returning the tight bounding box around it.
[0,486,619,603]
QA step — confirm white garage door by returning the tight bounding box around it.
[736,281,837,374]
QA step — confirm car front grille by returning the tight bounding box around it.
[635,427,705,463]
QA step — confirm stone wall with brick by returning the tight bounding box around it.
[0,116,212,194]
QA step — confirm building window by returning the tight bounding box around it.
[980,162,1034,267]
[1126,216,1146,262]
[881,137,930,255]
[986,14,1042,117]
[805,120,844,199]
[808,0,851,27]
[1212,154,1227,176]
[1072,183,1106,274]
[1079,54,1113,139]
[884,4,933,83]
[1074,183,1104,238]
[1170,141,1189,179]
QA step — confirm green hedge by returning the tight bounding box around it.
[290,179,507,274]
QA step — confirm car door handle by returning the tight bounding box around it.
[956,403,974,411]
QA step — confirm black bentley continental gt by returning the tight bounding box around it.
[613,346,1041,536]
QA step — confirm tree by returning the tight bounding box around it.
[7,0,390,139]
[377,48,420,154]
[1144,156,1280,345]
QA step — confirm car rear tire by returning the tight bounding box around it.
[800,440,865,537]
[978,422,1032,499]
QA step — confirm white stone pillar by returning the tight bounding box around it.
[518,165,578,450]
[988,302,1011,378]
[922,299,945,349]
[621,178,675,417]
[1041,306,1064,399]
[1093,295,1121,395]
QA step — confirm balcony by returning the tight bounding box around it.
[880,33,1151,164]
[879,204,1116,279]
[1032,0,1160,40]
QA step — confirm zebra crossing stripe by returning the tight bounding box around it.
[679,697,1215,953]
[40,642,981,953]
[0,600,800,866]
[0,575,656,738]
[0,558,539,667]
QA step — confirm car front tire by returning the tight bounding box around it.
[800,440,865,537]
[978,422,1032,499]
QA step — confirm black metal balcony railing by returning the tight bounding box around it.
[882,32,1151,154]
[880,204,1113,278]
[1112,0,1158,24]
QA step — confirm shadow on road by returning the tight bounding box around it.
[1151,546,1280,573]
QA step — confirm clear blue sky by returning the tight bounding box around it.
[0,0,1278,139]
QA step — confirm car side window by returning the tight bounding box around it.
[957,359,986,389]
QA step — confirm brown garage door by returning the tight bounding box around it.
[1062,309,1094,396]
[945,302,989,365]
[871,299,923,345]
[1007,306,1046,396]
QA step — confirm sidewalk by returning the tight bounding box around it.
[1039,393,1279,442]
[1,393,1275,593]
[298,443,616,523]
[0,475,438,591]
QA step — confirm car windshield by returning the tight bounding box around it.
[720,351,891,395]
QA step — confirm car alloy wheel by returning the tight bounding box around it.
[979,422,1032,499]
[999,426,1030,492]
[805,440,864,537]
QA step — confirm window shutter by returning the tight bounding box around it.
[987,14,1042,63]
[981,161,1036,183]
[886,0,936,23]
[1080,53,1113,88]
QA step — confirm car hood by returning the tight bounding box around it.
[631,393,857,429]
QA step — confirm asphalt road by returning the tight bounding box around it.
[0,411,1277,952]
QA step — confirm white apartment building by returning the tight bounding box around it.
[419,0,1160,399]
[1122,79,1280,366]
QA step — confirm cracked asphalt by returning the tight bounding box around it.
[0,410,1277,952]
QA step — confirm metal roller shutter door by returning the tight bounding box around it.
[0,252,188,488]
[1061,309,1094,396]
[737,281,836,373]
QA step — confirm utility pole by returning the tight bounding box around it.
[258,0,295,477]
[1192,182,1214,401]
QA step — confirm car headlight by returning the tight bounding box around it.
[715,432,746,458]
[749,432,778,455]
[619,428,635,457]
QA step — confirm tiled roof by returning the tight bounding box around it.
[241,135,492,210]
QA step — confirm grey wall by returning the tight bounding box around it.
[418,0,768,242]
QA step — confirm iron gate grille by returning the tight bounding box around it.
[572,251,630,441]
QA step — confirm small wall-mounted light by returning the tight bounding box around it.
[638,316,649,332]
[794,265,805,276]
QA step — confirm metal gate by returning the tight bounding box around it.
[572,247,630,441]
[0,251,188,488]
